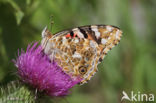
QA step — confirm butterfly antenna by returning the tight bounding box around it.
[50,15,54,32]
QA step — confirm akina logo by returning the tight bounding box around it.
[121,91,154,102]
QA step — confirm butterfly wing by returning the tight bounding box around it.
[41,25,122,84]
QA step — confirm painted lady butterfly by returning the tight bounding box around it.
[41,25,122,84]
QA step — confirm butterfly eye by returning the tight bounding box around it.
[78,66,87,75]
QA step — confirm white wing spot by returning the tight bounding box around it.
[115,30,120,39]
[91,26,101,39]
[77,31,84,38]
[73,28,78,31]
[72,52,82,58]
[74,39,79,43]
[106,26,113,32]
[101,38,107,44]
[90,40,96,48]
[73,28,84,38]
[62,37,67,44]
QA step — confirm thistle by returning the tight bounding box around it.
[14,42,81,97]
[0,42,81,102]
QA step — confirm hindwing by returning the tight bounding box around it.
[41,25,122,84]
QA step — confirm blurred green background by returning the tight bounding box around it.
[0,0,156,103]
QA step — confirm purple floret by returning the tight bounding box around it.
[13,42,81,97]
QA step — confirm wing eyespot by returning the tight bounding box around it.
[78,66,87,75]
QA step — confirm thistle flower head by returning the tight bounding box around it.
[13,43,81,97]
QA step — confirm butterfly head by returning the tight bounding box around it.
[41,26,55,55]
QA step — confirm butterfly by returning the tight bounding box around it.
[41,25,122,84]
